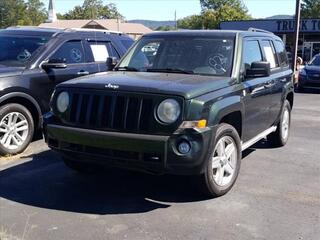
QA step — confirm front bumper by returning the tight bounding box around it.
[43,113,213,175]
[299,75,320,88]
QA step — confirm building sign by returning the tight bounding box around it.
[277,19,320,32]
[220,19,320,33]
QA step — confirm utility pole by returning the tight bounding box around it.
[292,0,301,71]
[174,10,177,30]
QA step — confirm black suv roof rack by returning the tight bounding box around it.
[248,28,274,35]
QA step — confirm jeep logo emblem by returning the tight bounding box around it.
[105,83,119,89]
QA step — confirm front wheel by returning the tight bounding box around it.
[200,123,241,198]
[0,104,34,155]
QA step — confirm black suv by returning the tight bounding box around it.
[44,30,294,197]
[0,27,133,155]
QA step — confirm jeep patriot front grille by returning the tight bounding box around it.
[62,90,154,133]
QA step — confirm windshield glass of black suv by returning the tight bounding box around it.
[309,55,320,66]
[0,35,50,67]
[117,36,235,76]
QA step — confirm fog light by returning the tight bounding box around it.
[178,141,191,154]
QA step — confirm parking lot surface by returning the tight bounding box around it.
[0,92,319,240]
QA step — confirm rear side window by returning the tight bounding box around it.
[260,40,279,69]
[88,41,120,62]
[243,40,262,70]
[274,40,289,67]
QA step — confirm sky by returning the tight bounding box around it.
[42,0,296,21]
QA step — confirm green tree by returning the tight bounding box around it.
[155,25,176,31]
[0,0,47,28]
[178,0,250,30]
[61,0,123,20]
[0,0,27,28]
[200,0,247,11]
[25,0,47,25]
[178,14,203,29]
[301,0,320,18]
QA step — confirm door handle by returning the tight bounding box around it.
[264,81,275,88]
[77,70,90,75]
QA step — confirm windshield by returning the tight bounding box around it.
[0,35,50,67]
[309,55,320,66]
[117,36,235,76]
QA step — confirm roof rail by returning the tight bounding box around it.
[248,28,274,35]
[65,28,124,35]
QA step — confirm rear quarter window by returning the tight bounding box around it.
[274,40,289,67]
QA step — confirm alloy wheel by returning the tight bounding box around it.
[0,112,29,150]
[212,136,237,187]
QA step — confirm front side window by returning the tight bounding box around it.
[261,40,279,69]
[243,40,263,71]
[0,35,50,67]
[50,41,85,64]
[117,36,235,77]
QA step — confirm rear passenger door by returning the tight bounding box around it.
[83,40,121,73]
[259,39,285,125]
[241,39,273,141]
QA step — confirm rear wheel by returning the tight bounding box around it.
[268,100,291,147]
[0,104,34,155]
[200,123,241,198]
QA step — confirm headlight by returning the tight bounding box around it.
[56,91,69,113]
[157,99,181,124]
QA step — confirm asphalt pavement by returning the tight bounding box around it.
[0,92,319,240]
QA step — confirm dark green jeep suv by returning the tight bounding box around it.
[43,30,294,197]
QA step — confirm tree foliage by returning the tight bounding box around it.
[178,0,251,30]
[61,0,123,20]
[25,0,47,25]
[301,0,320,18]
[0,0,46,28]
[155,25,176,31]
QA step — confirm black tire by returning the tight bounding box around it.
[62,155,100,174]
[268,100,291,147]
[0,103,34,155]
[199,123,241,198]
[297,84,304,93]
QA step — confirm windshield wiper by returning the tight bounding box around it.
[147,68,194,74]
[114,66,139,72]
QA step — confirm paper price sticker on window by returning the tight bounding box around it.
[90,45,109,62]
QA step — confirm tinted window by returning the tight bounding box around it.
[274,40,289,67]
[88,42,120,62]
[261,40,279,69]
[243,40,262,70]
[0,35,50,67]
[309,55,320,66]
[118,37,235,77]
[121,39,134,49]
[51,41,85,64]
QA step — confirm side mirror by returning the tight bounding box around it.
[106,57,118,70]
[42,59,67,70]
[246,61,271,78]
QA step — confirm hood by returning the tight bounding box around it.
[305,65,320,74]
[0,65,24,78]
[59,71,232,99]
